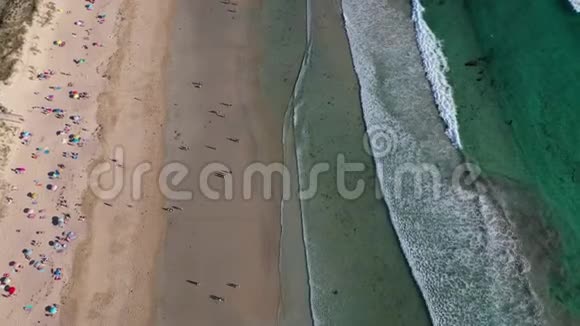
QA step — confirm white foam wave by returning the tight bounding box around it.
[411,0,462,148]
[341,0,545,324]
[569,0,580,12]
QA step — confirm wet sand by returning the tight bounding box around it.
[156,0,283,325]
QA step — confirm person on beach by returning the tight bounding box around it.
[53,268,63,281]
[9,261,23,273]
[0,0,117,318]
[12,167,26,174]
[0,275,10,286]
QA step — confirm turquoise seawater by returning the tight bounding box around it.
[421,0,580,320]
[341,0,544,324]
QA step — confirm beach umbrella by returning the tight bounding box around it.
[35,147,45,153]
[33,261,45,271]
[65,231,77,241]
[23,208,33,214]
[7,286,16,296]
[53,268,62,280]
[69,134,81,143]
[8,262,21,272]
[47,184,58,191]
[52,216,64,227]
[0,277,11,285]
[48,305,58,315]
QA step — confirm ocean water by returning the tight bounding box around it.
[340,0,545,324]
[287,0,431,324]
[258,0,312,325]
[420,0,580,320]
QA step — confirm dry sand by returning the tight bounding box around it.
[0,0,284,325]
[0,0,171,324]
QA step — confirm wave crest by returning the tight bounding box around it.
[411,0,462,148]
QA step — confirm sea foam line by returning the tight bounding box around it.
[569,0,580,12]
[411,0,462,148]
[341,0,546,323]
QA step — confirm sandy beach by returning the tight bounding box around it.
[0,0,171,324]
[0,0,288,324]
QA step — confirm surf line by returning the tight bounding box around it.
[411,0,462,149]
[568,0,580,12]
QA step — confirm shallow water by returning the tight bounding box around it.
[288,0,431,324]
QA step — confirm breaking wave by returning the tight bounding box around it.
[340,0,545,324]
[411,0,461,148]
[568,0,580,12]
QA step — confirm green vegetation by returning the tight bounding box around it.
[0,0,38,81]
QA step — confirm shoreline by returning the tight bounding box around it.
[292,0,432,324]
[258,0,311,324]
